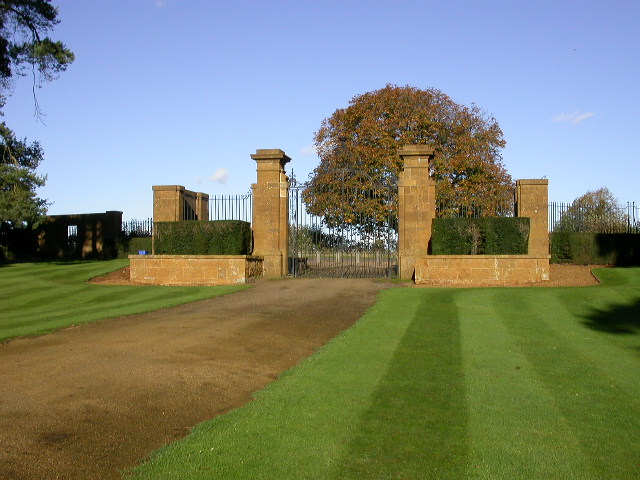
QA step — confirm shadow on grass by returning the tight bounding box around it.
[582,297,640,334]
[332,291,469,479]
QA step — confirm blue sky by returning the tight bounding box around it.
[3,0,639,219]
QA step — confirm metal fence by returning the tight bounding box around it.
[183,192,198,221]
[121,193,252,238]
[122,218,153,237]
[436,200,640,233]
[209,192,252,222]
[289,178,398,278]
[436,201,514,218]
[549,201,639,233]
[124,197,639,241]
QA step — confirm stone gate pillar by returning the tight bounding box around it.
[152,185,210,222]
[515,179,549,256]
[196,192,209,221]
[251,149,290,278]
[153,185,184,222]
[397,145,436,280]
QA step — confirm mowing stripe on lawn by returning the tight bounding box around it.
[494,289,640,479]
[458,288,592,479]
[0,261,249,341]
[330,289,469,480]
[531,288,640,397]
[5,285,172,318]
[126,288,421,480]
[126,269,640,480]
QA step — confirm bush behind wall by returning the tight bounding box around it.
[432,217,530,255]
[550,232,640,266]
[154,221,252,255]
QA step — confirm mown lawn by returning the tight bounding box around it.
[0,260,248,341]
[127,268,640,480]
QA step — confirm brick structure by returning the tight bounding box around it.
[397,145,436,279]
[129,255,263,286]
[515,179,549,257]
[250,149,290,278]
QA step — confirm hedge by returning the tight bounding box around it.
[431,217,530,255]
[154,221,252,255]
[117,236,153,258]
[550,232,640,266]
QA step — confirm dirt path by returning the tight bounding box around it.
[0,278,392,480]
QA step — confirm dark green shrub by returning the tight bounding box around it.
[550,232,640,265]
[117,236,153,258]
[0,227,39,261]
[432,217,530,255]
[154,221,252,255]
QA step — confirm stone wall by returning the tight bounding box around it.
[396,145,550,284]
[38,211,122,259]
[129,255,263,286]
[414,255,550,286]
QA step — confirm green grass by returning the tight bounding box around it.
[126,267,640,480]
[0,260,248,341]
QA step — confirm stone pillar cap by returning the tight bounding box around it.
[251,149,291,163]
[398,145,435,156]
[152,185,185,191]
[516,179,548,185]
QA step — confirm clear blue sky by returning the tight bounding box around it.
[4,0,639,219]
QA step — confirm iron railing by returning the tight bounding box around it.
[289,179,398,278]
[183,192,198,221]
[549,201,639,233]
[436,201,514,218]
[122,218,153,237]
[209,192,252,222]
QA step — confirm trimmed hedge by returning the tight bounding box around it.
[432,217,530,255]
[154,221,252,255]
[117,236,153,258]
[550,232,640,266]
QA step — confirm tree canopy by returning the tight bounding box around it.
[0,122,46,227]
[0,0,74,110]
[304,85,513,226]
[0,0,73,241]
[554,187,629,233]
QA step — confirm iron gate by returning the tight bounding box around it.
[288,170,398,278]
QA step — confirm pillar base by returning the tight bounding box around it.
[256,252,285,279]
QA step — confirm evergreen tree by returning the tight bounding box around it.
[0,1,73,251]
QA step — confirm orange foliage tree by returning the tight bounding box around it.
[304,85,514,228]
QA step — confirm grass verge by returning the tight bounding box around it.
[0,260,248,341]
[127,267,640,479]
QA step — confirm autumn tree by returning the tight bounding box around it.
[304,85,513,229]
[554,187,629,233]
[0,0,73,256]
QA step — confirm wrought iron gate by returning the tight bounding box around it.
[288,171,398,278]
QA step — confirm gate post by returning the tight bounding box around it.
[251,149,291,278]
[515,179,549,256]
[397,145,436,280]
[153,185,185,222]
